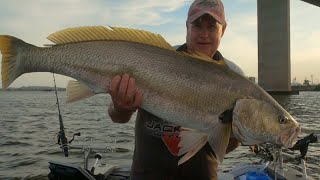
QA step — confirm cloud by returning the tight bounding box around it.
[292,31,320,62]
[221,9,258,77]
[100,0,188,26]
[235,0,253,3]
[0,0,190,45]
[222,0,320,82]
[291,1,320,63]
[0,0,188,88]
[114,0,187,12]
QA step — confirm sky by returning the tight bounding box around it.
[0,0,319,88]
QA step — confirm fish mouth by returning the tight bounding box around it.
[279,126,301,148]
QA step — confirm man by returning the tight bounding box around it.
[108,0,244,179]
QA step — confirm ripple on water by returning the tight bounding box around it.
[1,141,32,147]
[7,157,41,168]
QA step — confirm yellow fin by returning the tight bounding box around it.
[47,26,175,51]
[66,80,95,103]
[181,50,226,65]
[0,35,28,89]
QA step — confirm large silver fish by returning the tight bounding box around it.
[0,26,300,164]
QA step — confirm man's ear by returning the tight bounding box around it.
[221,24,227,37]
[186,21,190,45]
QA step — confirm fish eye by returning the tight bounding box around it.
[278,115,287,124]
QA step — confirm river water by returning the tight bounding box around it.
[0,91,319,179]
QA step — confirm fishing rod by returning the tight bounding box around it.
[53,73,69,157]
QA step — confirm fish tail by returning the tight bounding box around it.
[0,35,32,89]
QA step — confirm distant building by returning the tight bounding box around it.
[303,79,311,86]
[291,82,302,86]
[248,76,256,83]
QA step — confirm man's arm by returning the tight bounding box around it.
[224,58,244,153]
[223,58,245,76]
[108,74,143,123]
[226,137,240,154]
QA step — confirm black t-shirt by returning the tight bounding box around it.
[131,44,222,180]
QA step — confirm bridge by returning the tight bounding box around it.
[257,0,319,94]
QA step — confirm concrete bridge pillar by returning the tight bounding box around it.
[257,0,292,94]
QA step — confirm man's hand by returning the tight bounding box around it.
[108,74,143,123]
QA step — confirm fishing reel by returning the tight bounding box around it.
[55,129,81,157]
[56,132,81,145]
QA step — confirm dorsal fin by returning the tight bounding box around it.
[47,26,227,65]
[47,26,175,51]
[180,50,226,65]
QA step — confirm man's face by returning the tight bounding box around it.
[186,14,225,57]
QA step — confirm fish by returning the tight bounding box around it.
[0,26,301,165]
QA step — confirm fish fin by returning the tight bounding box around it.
[66,80,95,103]
[207,122,232,164]
[180,50,226,65]
[162,129,208,165]
[47,26,175,51]
[178,132,208,165]
[0,36,32,89]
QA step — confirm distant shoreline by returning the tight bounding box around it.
[0,86,66,91]
[1,85,319,92]
[292,84,320,91]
